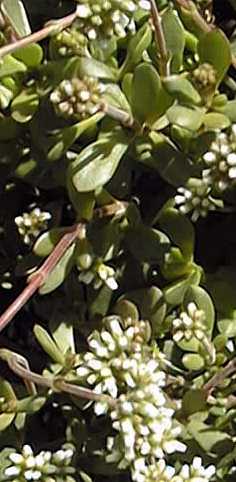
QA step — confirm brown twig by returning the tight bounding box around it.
[203,358,236,395]
[150,0,170,76]
[5,351,116,406]
[0,9,78,58]
[0,223,85,333]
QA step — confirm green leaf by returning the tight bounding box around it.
[214,100,236,122]
[167,105,205,130]
[39,243,76,295]
[89,221,122,261]
[182,353,205,370]
[78,57,116,81]
[34,325,65,365]
[1,0,31,37]
[103,84,131,114]
[33,228,68,257]
[163,267,202,306]
[0,379,16,431]
[182,389,207,416]
[162,8,185,73]
[120,23,152,76]
[205,267,236,319]
[88,284,113,317]
[131,63,163,125]
[113,299,139,323]
[15,396,46,413]
[122,73,133,104]
[198,30,231,85]
[48,113,103,162]
[67,185,95,220]
[158,207,195,261]
[163,76,201,105]
[203,112,230,130]
[161,246,192,280]
[218,319,236,338]
[0,379,16,402]
[143,132,193,186]
[0,55,26,78]
[11,91,39,123]
[0,413,15,431]
[125,224,170,263]
[50,320,75,355]
[70,127,129,192]
[187,419,231,453]
[13,44,43,68]
[0,84,14,109]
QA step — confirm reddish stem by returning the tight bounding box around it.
[0,223,84,333]
[0,9,78,58]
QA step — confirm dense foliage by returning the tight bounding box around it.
[0,0,236,481]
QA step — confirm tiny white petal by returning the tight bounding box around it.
[4,466,21,477]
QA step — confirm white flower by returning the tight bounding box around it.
[15,208,51,245]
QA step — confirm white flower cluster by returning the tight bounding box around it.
[107,384,186,471]
[79,259,118,290]
[76,0,150,40]
[4,444,75,481]
[15,208,51,245]
[175,126,236,221]
[77,315,152,404]
[50,77,105,120]
[77,314,187,478]
[172,302,215,364]
[202,125,236,191]
[132,457,215,482]
[175,178,217,222]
